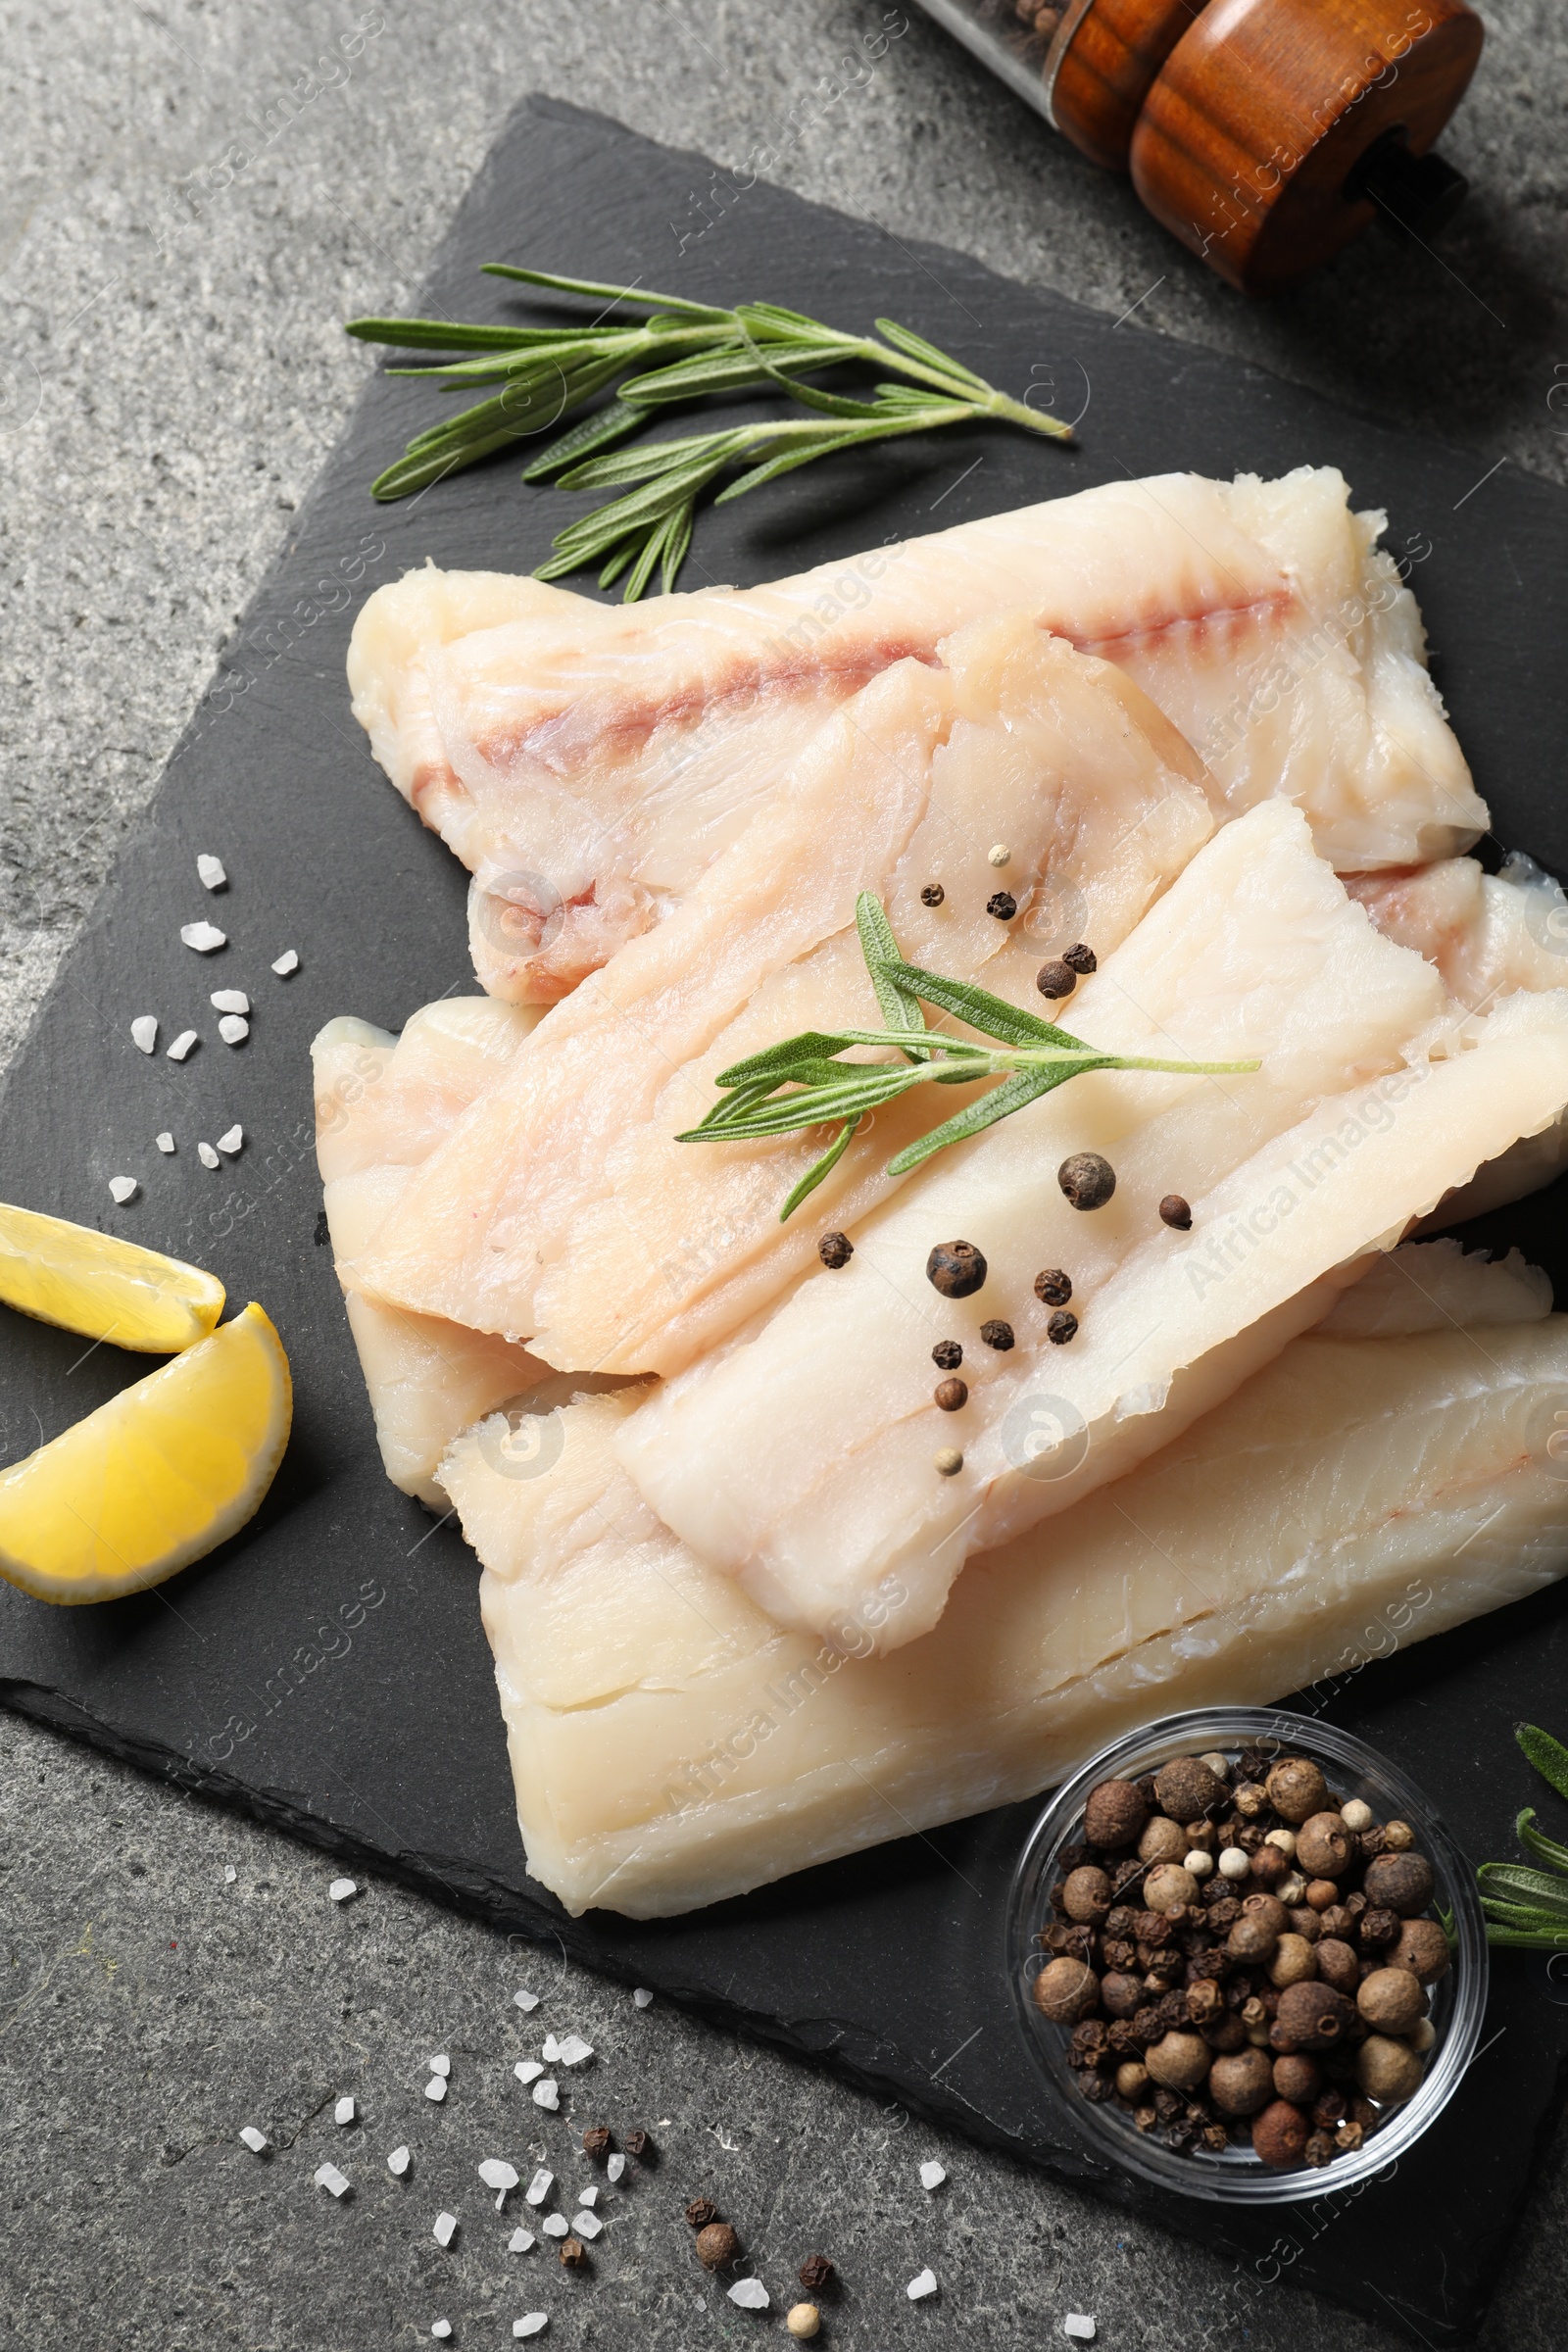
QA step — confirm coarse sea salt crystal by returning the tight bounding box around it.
[513,2318,548,2340]
[271,949,299,976]
[222,1864,236,1883]
[424,2077,447,2104]
[335,2096,356,2126]
[606,2154,625,2183]
[197,855,226,891]
[514,2061,544,2086]
[388,2146,411,2177]
[197,1143,220,1170]
[167,1030,198,1061]
[919,2160,947,2191]
[480,2158,519,2206]
[541,2214,568,2239]
[570,2211,602,2240]
[524,2169,553,2207]
[906,2271,938,2302]
[531,2079,560,2111]
[577,2186,598,2209]
[513,1988,540,2012]
[428,2055,451,2078]
[1063,2319,1096,2342]
[542,2033,592,2068]
[328,1878,357,1902]
[219,1015,249,1046]
[239,2127,268,2153]
[315,2162,350,2198]
[211,989,249,1015]
[181,921,226,953]
[156,1132,175,1153]
[109,1177,138,1204]
[508,2228,536,2254]
[431,2325,451,2342]
[728,2279,768,2310]
[218,1125,243,1153]
[433,2212,458,2248]
[633,1986,654,2009]
[131,1016,158,1054]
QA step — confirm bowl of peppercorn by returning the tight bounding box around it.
[1007,1707,1488,2202]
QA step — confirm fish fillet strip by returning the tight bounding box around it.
[348,467,1482,1000]
[622,802,1568,1651]
[444,1255,1568,1918]
[354,618,1215,1373]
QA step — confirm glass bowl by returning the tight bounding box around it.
[1006,1707,1488,2203]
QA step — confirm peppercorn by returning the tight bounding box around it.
[1310,2087,1348,2129]
[817,1230,854,1270]
[1302,2130,1337,2168]
[1383,1819,1415,1851]
[1034,1267,1072,1306]
[1145,1863,1199,1915]
[1356,2034,1424,2105]
[979,1318,1015,1350]
[1274,1980,1355,2050]
[1335,2119,1364,2153]
[1314,1939,1360,1997]
[1267,1935,1319,1989]
[1036,958,1077,1000]
[1115,2060,1150,2100]
[1158,1194,1193,1231]
[1304,1879,1339,1913]
[1358,1825,1388,1859]
[1047,1308,1079,1345]
[696,2222,740,2270]
[1058,1152,1116,1210]
[1084,1779,1148,1851]
[1145,2030,1210,2091]
[1062,943,1097,974]
[920,882,945,907]
[926,1239,986,1298]
[1250,1843,1289,1892]
[622,2128,653,2161]
[1153,1756,1223,1822]
[1217,1846,1250,1883]
[686,2199,719,2229]
[1244,1892,1289,1934]
[798,2254,835,2293]
[1134,2102,1158,2133]
[1252,2099,1311,2168]
[1062,1865,1113,1923]
[1272,2053,1320,2104]
[987,890,1017,920]
[1340,1797,1373,1833]
[1296,1812,1351,1879]
[1186,1977,1224,2025]
[930,1340,962,1373]
[1202,2011,1248,2054]
[1265,1757,1328,1824]
[934,1376,968,1412]
[1264,1827,1297,1857]
[787,2306,821,2340]
[1289,1908,1321,1944]
[1316,1902,1357,1943]
[1032,1956,1100,2023]
[1362,1850,1436,1918]
[1357,1967,1425,2034]
[561,2237,589,2270]
[1207,2047,1273,2115]
[1356,1905,1397,1950]
[581,2126,612,2162]
[1227,1914,1279,1966]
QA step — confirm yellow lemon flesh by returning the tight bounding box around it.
[0,1200,225,1353]
[0,1303,291,1604]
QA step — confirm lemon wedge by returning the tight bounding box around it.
[0,1200,225,1353]
[0,1303,291,1604]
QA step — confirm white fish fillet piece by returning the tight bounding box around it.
[348,467,1482,1000]
[1318,1236,1552,1336]
[622,804,1568,1651]
[313,1000,557,1505]
[446,1295,1568,1919]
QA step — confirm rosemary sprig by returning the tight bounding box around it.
[675,893,1258,1219]
[346,269,1069,593]
[1476,1724,1568,1946]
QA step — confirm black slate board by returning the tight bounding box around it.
[4,95,1568,2345]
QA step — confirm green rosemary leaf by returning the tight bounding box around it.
[1477,1862,1568,1917]
[619,341,829,406]
[778,1118,861,1223]
[594,533,644,591]
[1518,1722,1568,1805]
[1480,1896,1568,1931]
[345,316,554,351]
[521,402,646,480]
[873,956,1084,1051]
[885,1064,1080,1177]
[479,263,730,319]
[873,316,994,393]
[715,421,926,504]
[857,893,926,1044]
[678,1063,929,1140]
[714,1027,953,1087]
[1484,1924,1568,1947]
[1517,1808,1568,1875]
[556,429,737,490]
[661,498,696,594]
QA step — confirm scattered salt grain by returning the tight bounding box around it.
[315,2162,350,2198]
[433,2212,459,2247]
[197,1143,220,1170]
[218,1014,249,1046]
[109,1177,138,1204]
[570,2211,602,2240]
[271,949,299,976]
[156,1132,175,1153]
[514,2061,544,2086]
[328,1878,357,1902]
[181,921,226,953]
[428,2055,451,2078]
[531,2079,561,2111]
[525,2169,554,2207]
[480,2158,519,2209]
[508,2228,536,2255]
[211,989,249,1015]
[728,2279,769,2310]
[222,1864,236,1883]
[606,2154,626,2183]
[424,2077,447,2104]
[633,1986,654,2009]
[542,2033,592,2068]
[130,1016,158,1054]
[1063,2319,1097,2343]
[335,2097,356,2127]
[919,2161,947,2191]
[167,1030,198,1061]
[217,1125,243,1154]
[513,1988,540,2012]
[513,2318,548,2340]
[197,855,227,891]
[431,2325,451,2342]
[541,2214,568,2239]
[388,2146,411,2177]
[577,2186,599,2209]
[239,2127,269,2153]
[906,2271,938,2302]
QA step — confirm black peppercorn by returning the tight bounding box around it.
[934,1377,968,1411]
[622,2129,654,2161]
[1036,959,1077,1000]
[926,1239,987,1298]
[920,882,945,907]
[817,1231,854,1269]
[799,2254,835,2293]
[1058,1152,1116,1210]
[987,890,1017,921]
[1034,1267,1073,1306]
[581,2126,612,2162]
[1158,1194,1193,1231]
[1062,943,1097,974]
[1047,1309,1079,1345]
[978,1318,1014,1350]
[686,2198,719,2229]
[932,1339,963,1370]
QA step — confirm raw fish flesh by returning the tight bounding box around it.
[357,617,1214,1373]
[348,468,1482,999]
[622,802,1568,1652]
[444,1251,1568,1917]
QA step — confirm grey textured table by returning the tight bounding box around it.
[1,5,1565,2347]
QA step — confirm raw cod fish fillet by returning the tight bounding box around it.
[622,800,1568,1652]
[347,467,1483,1000]
[442,1243,1568,1918]
[314,998,563,1504]
[355,616,1215,1373]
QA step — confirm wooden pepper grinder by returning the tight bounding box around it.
[916,0,1485,292]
